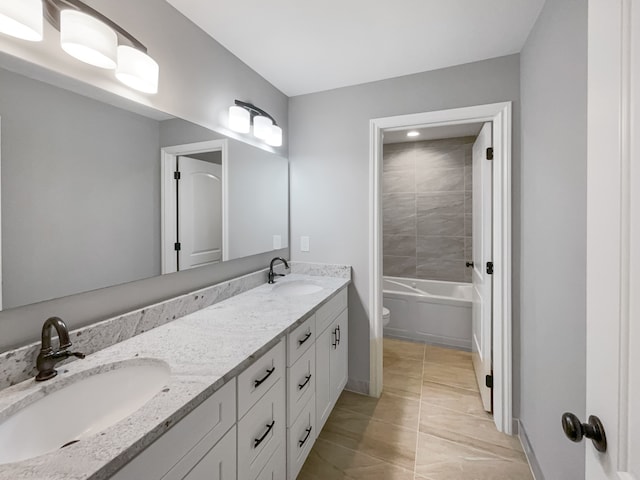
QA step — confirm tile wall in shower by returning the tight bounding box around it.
[382,137,474,283]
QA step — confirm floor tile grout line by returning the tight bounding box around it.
[413,343,427,479]
[328,404,420,433]
[314,436,418,476]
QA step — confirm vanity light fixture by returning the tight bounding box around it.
[229,100,283,147]
[0,0,43,41]
[407,131,420,137]
[0,0,159,94]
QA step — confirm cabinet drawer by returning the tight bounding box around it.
[255,442,286,480]
[287,315,315,367]
[287,344,315,425]
[111,380,236,480]
[238,338,285,419]
[237,379,286,480]
[164,426,236,480]
[287,397,316,480]
[315,288,347,334]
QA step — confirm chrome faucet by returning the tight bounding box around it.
[35,317,85,382]
[268,257,290,284]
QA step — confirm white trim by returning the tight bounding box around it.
[368,102,513,434]
[0,115,3,310]
[160,139,228,274]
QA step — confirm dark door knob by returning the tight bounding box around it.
[561,412,607,452]
[465,261,474,268]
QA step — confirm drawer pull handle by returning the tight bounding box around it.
[254,421,275,448]
[298,426,313,447]
[336,325,341,344]
[298,374,312,390]
[298,332,312,346]
[254,367,275,388]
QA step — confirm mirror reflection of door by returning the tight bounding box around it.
[176,153,223,271]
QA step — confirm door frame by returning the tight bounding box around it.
[368,102,513,434]
[585,0,637,476]
[0,115,3,310]
[160,139,229,274]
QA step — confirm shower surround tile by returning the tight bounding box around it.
[383,193,416,237]
[383,255,417,278]
[384,169,415,193]
[417,236,465,261]
[416,167,464,192]
[383,235,417,257]
[383,137,474,283]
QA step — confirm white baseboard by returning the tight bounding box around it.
[518,419,545,480]
[345,377,369,395]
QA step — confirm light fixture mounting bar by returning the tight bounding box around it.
[234,100,278,126]
[43,0,147,52]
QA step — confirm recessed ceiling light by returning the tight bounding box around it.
[407,131,420,137]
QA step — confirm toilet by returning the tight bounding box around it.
[383,307,391,326]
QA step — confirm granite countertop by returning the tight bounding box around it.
[0,273,350,480]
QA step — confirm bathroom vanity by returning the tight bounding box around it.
[0,269,350,480]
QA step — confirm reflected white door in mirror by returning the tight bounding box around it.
[161,140,228,274]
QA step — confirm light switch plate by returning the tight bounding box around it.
[273,235,282,249]
[300,236,310,252]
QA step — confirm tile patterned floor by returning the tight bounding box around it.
[298,338,533,480]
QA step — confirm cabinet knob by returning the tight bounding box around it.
[561,412,607,452]
[466,261,474,268]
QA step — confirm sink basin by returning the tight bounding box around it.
[273,280,323,296]
[0,359,170,465]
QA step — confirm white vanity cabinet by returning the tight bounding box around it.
[237,339,286,480]
[109,286,349,480]
[285,315,317,479]
[314,289,349,432]
[110,379,237,480]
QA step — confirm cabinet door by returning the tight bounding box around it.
[181,426,236,480]
[315,324,334,432]
[330,309,348,404]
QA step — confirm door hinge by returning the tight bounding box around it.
[486,261,494,275]
[486,374,493,389]
[174,171,181,180]
[174,242,181,251]
[486,147,494,160]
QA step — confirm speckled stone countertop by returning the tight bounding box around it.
[0,273,350,480]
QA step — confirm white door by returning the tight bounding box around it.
[177,156,223,270]
[471,122,493,412]
[583,1,639,478]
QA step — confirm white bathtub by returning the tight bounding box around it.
[383,276,472,350]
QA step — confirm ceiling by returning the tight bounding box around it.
[167,0,544,97]
[383,123,483,144]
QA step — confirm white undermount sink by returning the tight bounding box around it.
[0,359,170,465]
[272,280,323,296]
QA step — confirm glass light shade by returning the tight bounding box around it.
[0,0,43,41]
[116,46,159,94]
[266,125,283,147]
[253,115,273,140]
[60,10,117,69]
[228,105,250,133]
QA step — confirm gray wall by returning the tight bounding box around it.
[0,0,288,157]
[383,137,474,283]
[519,0,587,478]
[289,54,520,393]
[0,67,161,309]
[0,2,289,352]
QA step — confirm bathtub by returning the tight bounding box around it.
[383,276,472,350]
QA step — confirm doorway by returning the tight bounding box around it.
[160,139,228,274]
[369,102,513,434]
